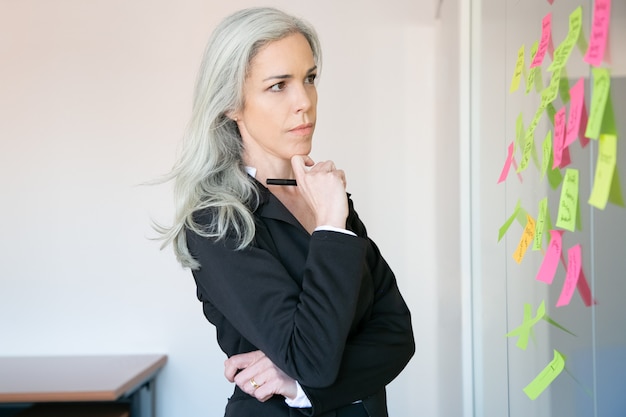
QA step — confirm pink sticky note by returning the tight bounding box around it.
[548,31,555,60]
[511,157,524,183]
[584,0,611,67]
[565,78,590,148]
[498,142,515,183]
[557,244,582,307]
[552,107,569,169]
[531,14,552,68]
[547,0,554,4]
[576,270,595,307]
[536,230,564,284]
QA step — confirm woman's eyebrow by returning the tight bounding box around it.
[262,65,317,82]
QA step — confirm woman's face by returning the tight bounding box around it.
[233,32,318,164]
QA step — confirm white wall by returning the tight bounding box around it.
[0,1,462,416]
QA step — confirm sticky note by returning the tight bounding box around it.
[527,42,540,95]
[565,78,589,148]
[498,141,515,184]
[518,132,535,174]
[557,244,582,307]
[541,131,552,180]
[531,14,552,68]
[577,269,596,307]
[589,134,623,209]
[506,300,576,350]
[585,68,611,140]
[542,69,561,106]
[552,107,571,169]
[524,350,566,400]
[548,7,583,73]
[533,198,548,251]
[537,230,564,284]
[498,199,521,242]
[556,169,579,232]
[513,214,536,264]
[510,45,525,93]
[515,113,525,152]
[547,160,564,189]
[585,0,611,67]
[558,67,571,103]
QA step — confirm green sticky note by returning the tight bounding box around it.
[545,207,554,247]
[533,198,548,251]
[516,113,525,152]
[601,93,617,136]
[541,131,552,180]
[546,143,564,190]
[556,169,579,232]
[526,42,539,95]
[559,67,571,104]
[518,131,534,173]
[589,134,617,209]
[498,199,522,242]
[516,205,529,227]
[524,350,566,400]
[510,44,525,93]
[548,6,582,73]
[542,69,561,106]
[609,165,625,207]
[534,66,544,92]
[585,67,611,139]
[546,103,557,126]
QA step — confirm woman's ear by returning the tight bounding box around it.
[225,110,241,122]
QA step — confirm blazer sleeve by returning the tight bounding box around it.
[298,206,416,415]
[187,210,369,388]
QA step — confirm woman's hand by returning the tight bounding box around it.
[291,155,348,229]
[224,350,298,402]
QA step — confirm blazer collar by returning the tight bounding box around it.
[251,176,308,234]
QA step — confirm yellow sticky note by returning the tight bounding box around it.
[585,68,611,140]
[524,350,566,400]
[547,6,582,73]
[518,131,535,174]
[589,134,621,209]
[510,45,525,93]
[513,214,536,264]
[556,169,579,232]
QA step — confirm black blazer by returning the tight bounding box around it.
[187,181,415,417]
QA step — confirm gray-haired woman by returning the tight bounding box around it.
[158,7,415,417]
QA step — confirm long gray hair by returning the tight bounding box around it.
[157,7,322,269]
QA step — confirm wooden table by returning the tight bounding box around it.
[0,354,167,417]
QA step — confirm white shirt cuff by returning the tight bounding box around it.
[314,225,357,236]
[284,381,312,408]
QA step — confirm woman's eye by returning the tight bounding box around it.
[269,82,285,92]
[305,74,317,84]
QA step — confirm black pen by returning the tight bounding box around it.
[266,178,297,186]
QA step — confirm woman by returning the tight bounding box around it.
[158,7,415,417]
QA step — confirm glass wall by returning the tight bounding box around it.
[469,1,626,416]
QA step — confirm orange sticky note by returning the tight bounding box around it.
[584,0,611,67]
[513,214,536,264]
[557,244,582,307]
[531,14,552,68]
[536,230,563,284]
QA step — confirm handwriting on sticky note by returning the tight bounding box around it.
[518,132,535,174]
[585,0,611,67]
[533,198,548,251]
[510,45,525,93]
[531,14,552,68]
[536,230,564,284]
[557,244,582,307]
[585,68,611,140]
[552,107,567,169]
[589,134,617,209]
[541,131,552,180]
[556,169,579,232]
[513,214,536,264]
[524,350,566,400]
[548,7,582,73]
[565,78,589,148]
